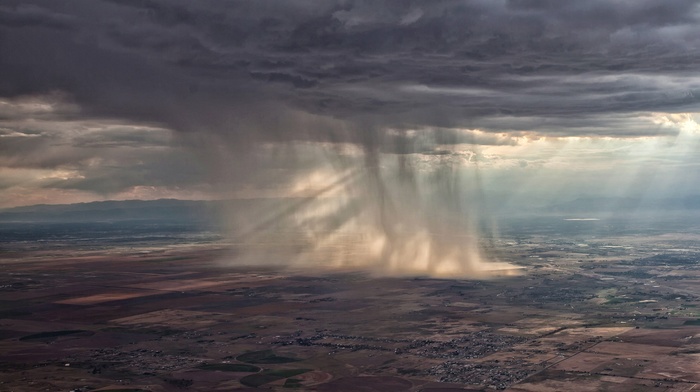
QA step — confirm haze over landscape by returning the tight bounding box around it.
[3,0,700,275]
[3,1,700,391]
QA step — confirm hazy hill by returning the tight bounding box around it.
[0,199,218,223]
[4,194,700,225]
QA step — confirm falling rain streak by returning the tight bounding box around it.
[220,132,520,278]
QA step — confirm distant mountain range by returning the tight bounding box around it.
[0,198,315,225]
[3,195,700,224]
[0,199,218,223]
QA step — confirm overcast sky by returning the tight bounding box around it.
[2,0,700,209]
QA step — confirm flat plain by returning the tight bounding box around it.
[3,218,700,391]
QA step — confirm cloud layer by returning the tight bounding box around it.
[2,0,700,141]
[0,1,699,203]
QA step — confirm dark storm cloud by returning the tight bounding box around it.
[1,0,700,143]
[0,4,75,30]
